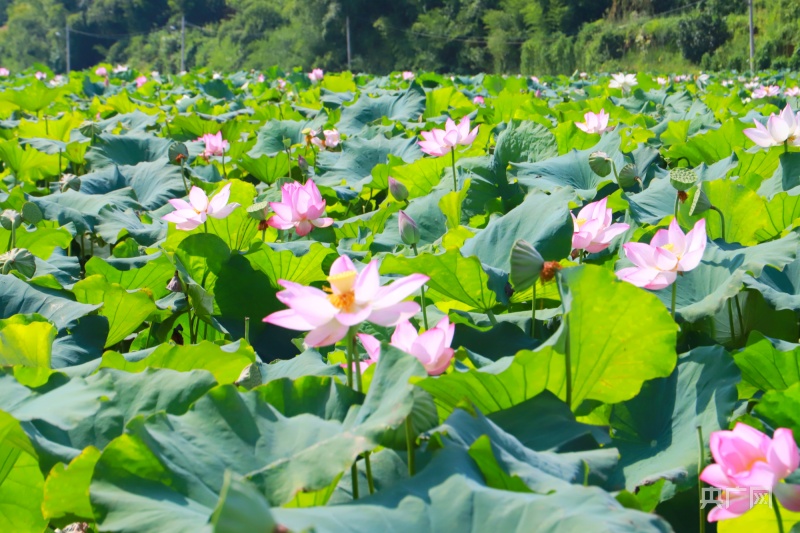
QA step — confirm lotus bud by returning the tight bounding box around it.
[617,163,639,188]
[669,167,698,191]
[0,248,36,278]
[166,270,182,293]
[589,151,612,177]
[509,239,544,291]
[60,173,81,192]
[0,209,21,231]
[398,210,420,246]
[388,177,408,202]
[297,155,309,175]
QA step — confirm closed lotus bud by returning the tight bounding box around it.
[60,173,81,192]
[589,151,612,177]
[166,270,182,293]
[297,155,309,174]
[670,167,698,191]
[398,210,420,246]
[617,163,639,188]
[388,177,408,202]
[0,248,36,278]
[509,239,544,291]
[0,209,21,230]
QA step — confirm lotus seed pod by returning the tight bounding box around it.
[0,209,21,230]
[168,142,189,164]
[398,210,420,246]
[589,151,612,177]
[689,187,713,215]
[617,163,639,188]
[509,239,545,291]
[669,167,698,191]
[388,177,409,202]
[234,363,262,390]
[247,200,270,220]
[0,248,36,278]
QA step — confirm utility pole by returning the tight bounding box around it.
[66,24,71,74]
[346,16,352,72]
[749,0,755,73]
[180,14,186,73]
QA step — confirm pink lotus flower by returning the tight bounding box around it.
[657,77,669,86]
[267,179,333,237]
[358,316,455,376]
[473,95,485,105]
[263,255,430,347]
[197,132,229,158]
[700,423,800,522]
[609,73,637,92]
[311,129,341,150]
[418,116,479,157]
[135,75,147,88]
[95,67,108,77]
[34,71,46,81]
[308,68,324,82]
[787,87,800,97]
[276,78,287,90]
[572,197,629,253]
[402,71,415,81]
[752,85,781,99]
[575,110,612,135]
[161,184,240,231]
[744,105,800,148]
[0,68,9,77]
[617,219,706,290]
[257,74,265,83]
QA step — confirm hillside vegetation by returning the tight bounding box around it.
[0,0,798,75]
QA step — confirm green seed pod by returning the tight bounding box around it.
[689,187,712,216]
[0,248,36,278]
[670,167,698,191]
[234,362,262,390]
[589,151,612,177]
[618,163,639,188]
[509,239,545,291]
[247,200,270,220]
[168,142,189,164]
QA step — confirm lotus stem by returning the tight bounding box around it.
[671,280,678,321]
[728,300,736,345]
[784,140,789,155]
[221,148,227,178]
[450,149,458,191]
[412,244,429,330]
[774,493,785,533]
[556,273,572,410]
[531,282,537,338]
[343,328,354,389]
[351,462,359,500]
[697,426,706,533]
[203,220,208,234]
[244,317,250,344]
[350,329,364,393]
[364,452,375,494]
[710,206,726,241]
[487,309,498,326]
[610,160,620,184]
[674,192,680,222]
[735,295,745,337]
[405,417,416,476]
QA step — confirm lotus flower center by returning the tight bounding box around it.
[326,270,357,312]
[328,291,355,312]
[661,243,675,252]
[576,218,587,228]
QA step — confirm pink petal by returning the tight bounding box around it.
[354,261,380,303]
[623,242,658,268]
[368,301,421,326]
[303,320,349,347]
[330,255,357,276]
[207,183,232,215]
[650,228,671,248]
[357,333,382,361]
[667,219,687,256]
[372,274,429,308]
[706,492,754,522]
[263,308,315,330]
[208,202,239,220]
[653,247,679,271]
[390,319,419,352]
[168,198,193,211]
[775,483,800,511]
[336,306,372,327]
[768,429,800,479]
[699,463,735,488]
[295,220,314,236]
[311,217,334,228]
[189,186,209,212]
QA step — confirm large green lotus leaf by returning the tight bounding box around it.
[73,275,156,347]
[492,120,558,180]
[753,191,800,241]
[717,501,800,533]
[0,368,217,470]
[679,179,767,245]
[77,165,127,194]
[733,148,780,190]
[19,114,85,143]
[32,188,141,234]
[247,117,328,157]
[256,376,362,421]
[624,177,677,225]
[509,131,624,199]
[734,332,800,391]
[758,152,800,197]
[0,139,60,183]
[42,446,101,522]
[423,86,471,118]
[6,226,73,260]
[460,188,574,269]
[388,154,451,199]
[380,250,498,313]
[0,314,56,383]
[210,471,277,533]
[338,84,425,135]
[172,232,231,294]
[96,205,166,246]
[0,274,100,330]
[257,349,342,384]
[236,152,289,184]
[95,110,161,134]
[170,114,224,139]
[0,82,61,113]
[315,134,422,192]
[85,133,173,169]
[756,382,800,443]
[417,265,677,416]
[744,257,800,311]
[271,447,671,533]
[662,118,748,166]
[89,348,426,531]
[371,187,449,249]
[85,253,174,301]
[245,242,334,288]
[0,430,47,533]
[204,180,257,251]
[99,340,255,385]
[608,346,741,495]
[118,159,187,211]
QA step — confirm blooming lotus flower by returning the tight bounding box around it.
[609,73,637,92]
[752,85,781,99]
[358,316,455,376]
[311,129,341,150]
[49,75,65,87]
[257,74,265,83]
[95,67,108,77]
[657,77,669,86]
[531,76,540,83]
[267,179,333,236]
[135,75,147,88]
[617,219,706,290]
[744,105,800,148]
[308,68,324,82]
[697,73,710,83]
[786,87,800,97]
[572,197,629,253]
[402,71,415,81]
[575,110,612,135]
[579,72,588,79]
[197,132,229,158]
[151,70,160,77]
[700,423,800,522]
[276,78,287,90]
[418,116,479,157]
[0,68,9,77]
[263,255,430,347]
[161,184,240,231]
[34,71,46,80]
[113,64,128,74]
[473,95,485,105]
[212,72,222,80]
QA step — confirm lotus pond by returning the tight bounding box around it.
[2,68,800,533]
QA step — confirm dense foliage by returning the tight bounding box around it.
[1,0,800,75]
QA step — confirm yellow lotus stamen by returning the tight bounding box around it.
[661,243,675,252]
[327,270,357,294]
[328,291,355,312]
[576,217,587,228]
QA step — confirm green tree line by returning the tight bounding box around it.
[0,0,798,74]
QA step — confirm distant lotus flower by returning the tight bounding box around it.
[697,73,709,83]
[609,73,637,92]
[276,78,287,90]
[151,70,160,77]
[212,72,222,80]
[700,423,800,522]
[34,71,46,80]
[721,80,732,87]
[113,64,128,73]
[786,87,800,97]
[311,129,341,150]
[95,67,108,77]
[197,132,229,158]
[473,95,485,105]
[742,97,752,104]
[744,105,800,148]
[402,71,415,81]
[257,74,265,82]
[0,68,9,77]
[308,68,324,82]
[617,219,706,290]
[752,85,781,99]
[579,72,588,79]
[744,81,759,90]
[358,316,455,376]
[161,184,240,231]
[531,76,540,83]
[572,197,629,253]
[267,179,334,237]
[674,75,689,82]
[49,75,65,87]
[135,75,147,88]
[575,110,612,135]
[263,255,430,347]
[657,77,668,85]
[418,116,479,157]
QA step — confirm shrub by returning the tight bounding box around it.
[677,12,730,64]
